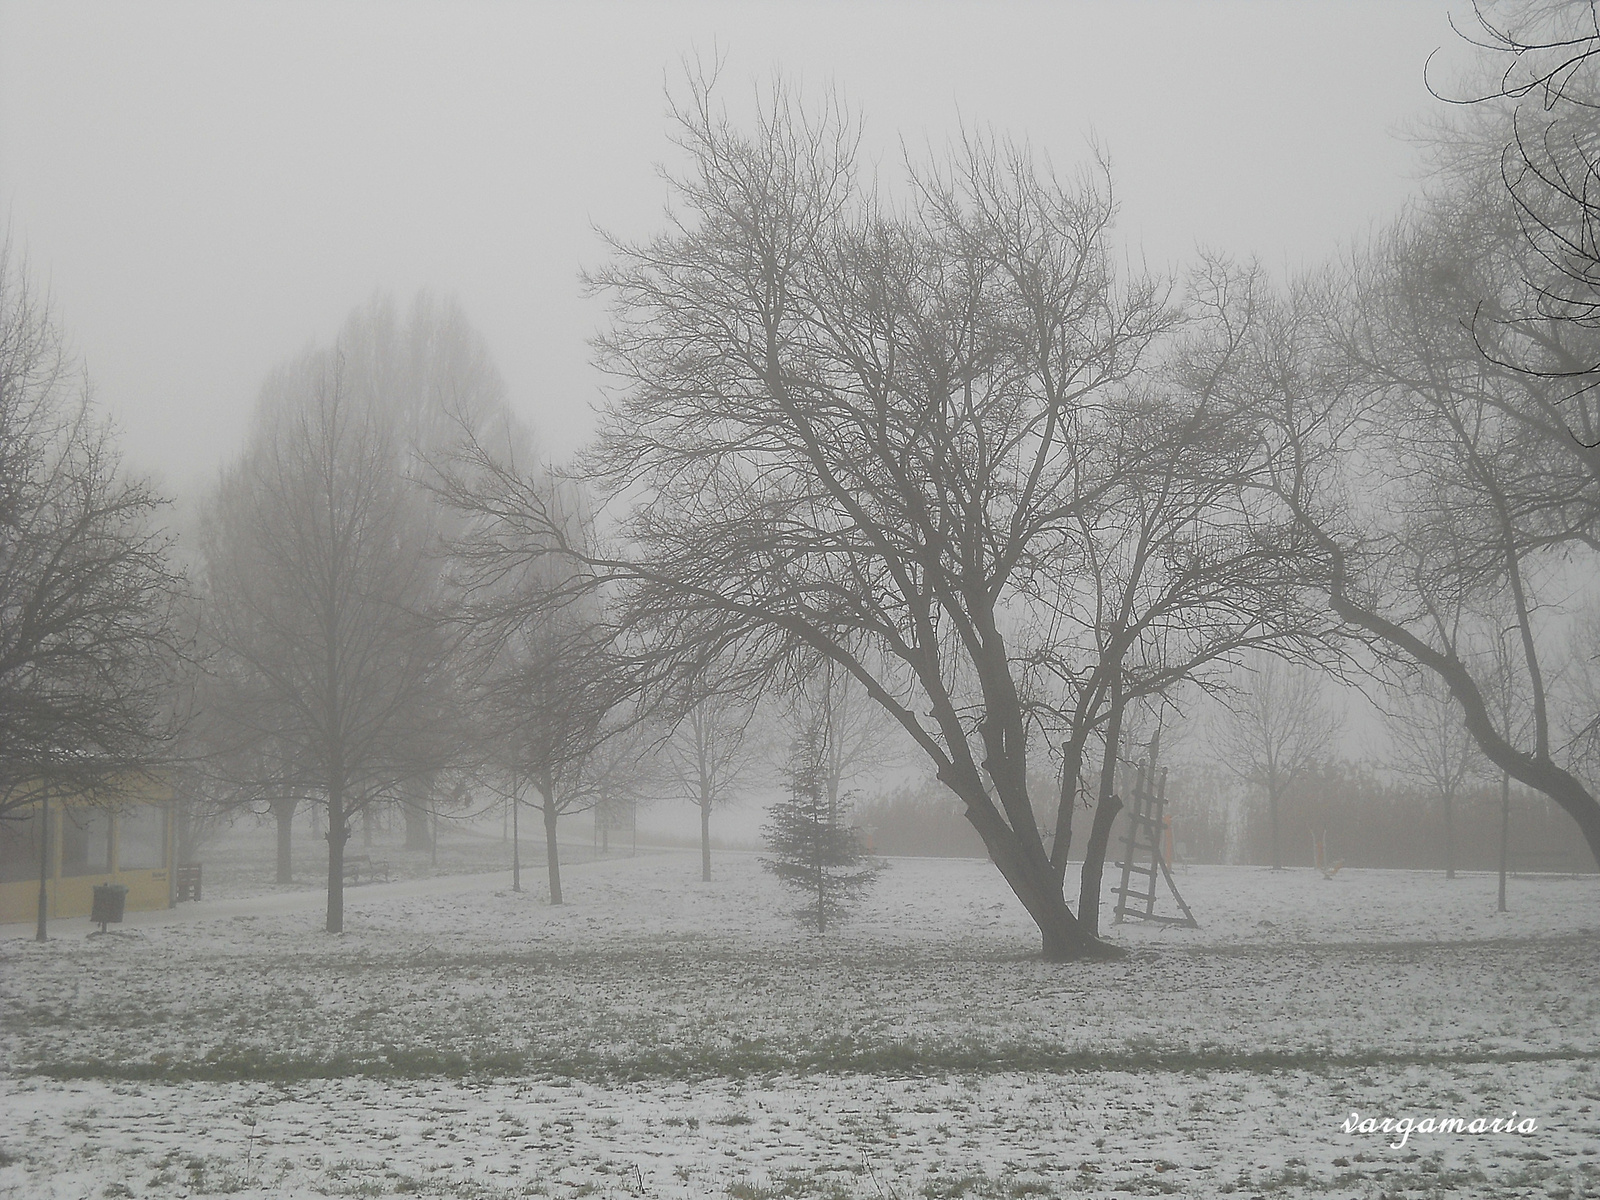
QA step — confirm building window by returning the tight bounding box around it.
[116,805,166,871]
[0,806,47,884]
[59,807,112,876]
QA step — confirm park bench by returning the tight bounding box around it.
[341,855,390,885]
[175,863,202,902]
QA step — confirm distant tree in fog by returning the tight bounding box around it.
[203,354,452,933]
[474,606,635,904]
[199,294,513,928]
[781,660,900,826]
[1386,670,1481,879]
[661,684,757,882]
[444,461,643,904]
[1213,652,1341,871]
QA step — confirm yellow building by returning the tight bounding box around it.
[0,780,176,924]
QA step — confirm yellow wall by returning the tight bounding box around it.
[0,783,176,925]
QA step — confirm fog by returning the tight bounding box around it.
[8,5,1599,1196]
[3,2,1449,492]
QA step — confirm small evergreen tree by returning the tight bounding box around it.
[762,721,884,932]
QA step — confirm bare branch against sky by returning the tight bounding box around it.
[0,2,1460,493]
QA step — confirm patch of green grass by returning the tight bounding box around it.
[728,1173,857,1200]
[27,1040,1600,1084]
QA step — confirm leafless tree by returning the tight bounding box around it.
[202,351,452,932]
[0,240,187,940]
[1213,652,1342,871]
[781,659,902,825]
[1433,0,1600,430]
[1385,670,1481,878]
[0,240,186,818]
[661,685,757,881]
[443,82,1319,958]
[1051,259,1333,932]
[472,607,633,904]
[445,456,643,903]
[1245,172,1600,869]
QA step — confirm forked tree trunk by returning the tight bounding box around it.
[953,779,1122,961]
[271,795,298,884]
[325,784,347,933]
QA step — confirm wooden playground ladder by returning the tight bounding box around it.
[1112,763,1199,927]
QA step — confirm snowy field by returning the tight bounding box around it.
[2,849,1596,1198]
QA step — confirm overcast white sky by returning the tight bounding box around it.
[2,1,1471,499]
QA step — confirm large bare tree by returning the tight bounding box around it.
[1247,168,1600,868]
[0,241,185,823]
[203,352,451,932]
[0,241,187,942]
[447,84,1317,958]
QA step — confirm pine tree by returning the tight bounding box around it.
[761,720,884,932]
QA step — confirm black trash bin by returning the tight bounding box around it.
[90,883,129,933]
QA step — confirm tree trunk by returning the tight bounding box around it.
[543,797,562,905]
[1077,674,1127,939]
[1076,794,1124,939]
[947,767,1120,961]
[1051,739,1077,876]
[271,795,297,884]
[511,793,522,893]
[325,786,346,933]
[1268,780,1282,871]
[1498,772,1510,912]
[700,799,712,882]
[35,798,49,943]
[814,814,826,933]
[403,796,431,850]
[1443,791,1455,879]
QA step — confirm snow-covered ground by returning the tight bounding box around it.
[2,849,1596,1198]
